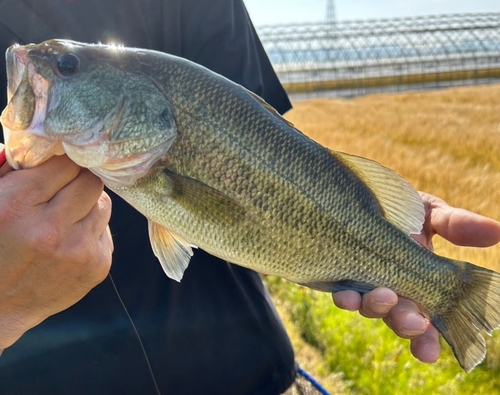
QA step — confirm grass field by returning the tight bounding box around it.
[282,69,500,95]
[267,83,500,394]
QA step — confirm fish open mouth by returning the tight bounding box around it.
[0,44,64,169]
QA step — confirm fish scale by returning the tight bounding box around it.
[2,39,500,372]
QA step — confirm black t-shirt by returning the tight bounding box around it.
[0,1,295,394]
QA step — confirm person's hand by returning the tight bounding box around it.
[332,192,500,364]
[0,154,113,352]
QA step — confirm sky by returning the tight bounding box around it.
[244,0,500,26]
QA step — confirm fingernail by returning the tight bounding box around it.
[402,329,425,337]
[371,300,393,315]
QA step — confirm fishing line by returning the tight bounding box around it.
[108,273,161,395]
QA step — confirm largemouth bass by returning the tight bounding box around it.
[2,40,500,372]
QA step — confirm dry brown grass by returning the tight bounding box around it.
[284,83,500,272]
[282,69,500,94]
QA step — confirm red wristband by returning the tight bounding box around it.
[0,148,6,167]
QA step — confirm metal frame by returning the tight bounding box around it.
[257,13,500,98]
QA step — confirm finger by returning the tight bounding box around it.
[421,192,500,247]
[434,207,500,247]
[332,290,362,311]
[410,324,441,363]
[1,147,78,195]
[410,232,434,251]
[382,297,427,339]
[99,225,114,270]
[6,155,82,203]
[100,225,114,255]
[82,224,114,285]
[0,162,11,178]
[53,193,113,286]
[79,191,113,237]
[359,288,398,318]
[47,168,105,224]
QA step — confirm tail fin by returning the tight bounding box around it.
[431,262,500,372]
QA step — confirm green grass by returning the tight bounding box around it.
[266,276,500,395]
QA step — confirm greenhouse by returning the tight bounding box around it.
[257,13,500,98]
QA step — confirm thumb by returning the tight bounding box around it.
[422,192,500,247]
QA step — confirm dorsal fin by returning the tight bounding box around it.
[335,151,425,235]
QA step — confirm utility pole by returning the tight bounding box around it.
[326,0,336,25]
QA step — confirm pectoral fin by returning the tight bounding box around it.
[148,220,194,282]
[161,170,246,226]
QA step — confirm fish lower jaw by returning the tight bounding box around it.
[3,126,65,169]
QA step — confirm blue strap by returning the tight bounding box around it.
[297,365,330,395]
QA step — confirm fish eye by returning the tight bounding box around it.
[56,52,80,76]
